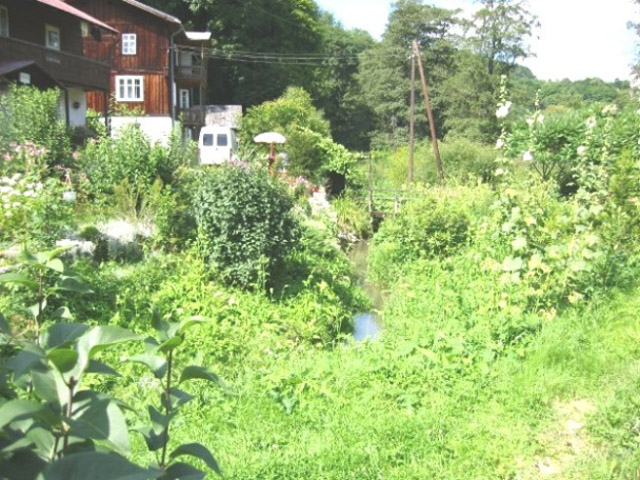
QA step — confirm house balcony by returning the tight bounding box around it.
[175,65,206,87]
[179,107,205,126]
[0,35,110,91]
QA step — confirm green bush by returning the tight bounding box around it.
[369,184,493,284]
[194,166,300,288]
[78,124,189,199]
[0,85,71,168]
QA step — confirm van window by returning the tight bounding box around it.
[202,134,214,146]
[217,134,228,147]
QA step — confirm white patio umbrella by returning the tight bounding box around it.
[253,132,286,171]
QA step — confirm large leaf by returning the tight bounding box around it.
[128,353,167,379]
[164,388,194,411]
[157,337,183,354]
[0,400,45,429]
[0,272,37,290]
[31,368,67,408]
[47,349,78,374]
[67,392,131,454]
[51,307,74,321]
[169,443,221,475]
[38,451,161,480]
[0,450,47,480]
[56,276,92,295]
[73,327,141,378]
[179,366,223,387]
[85,360,121,377]
[7,347,46,379]
[44,258,64,273]
[26,426,57,460]
[135,425,166,452]
[42,323,90,351]
[160,462,205,480]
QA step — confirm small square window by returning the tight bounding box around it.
[217,134,228,147]
[0,7,9,37]
[122,34,136,55]
[202,134,214,147]
[45,25,60,50]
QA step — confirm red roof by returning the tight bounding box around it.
[37,0,118,33]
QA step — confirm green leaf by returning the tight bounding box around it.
[56,276,92,295]
[0,450,47,480]
[148,405,174,434]
[0,312,11,336]
[68,392,131,454]
[86,360,121,377]
[27,301,46,321]
[179,366,223,387]
[7,347,46,379]
[31,368,67,408]
[128,354,167,379]
[161,462,205,480]
[73,326,141,378]
[26,426,57,460]
[47,349,78,373]
[0,272,37,289]
[38,451,161,480]
[165,388,194,410]
[0,399,45,429]
[135,425,166,452]
[42,323,90,350]
[177,316,208,336]
[157,336,183,354]
[51,307,74,321]
[44,258,64,273]
[169,443,221,475]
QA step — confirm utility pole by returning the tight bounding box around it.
[412,40,444,184]
[409,50,416,184]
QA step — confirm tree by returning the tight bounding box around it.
[357,0,459,148]
[468,0,538,76]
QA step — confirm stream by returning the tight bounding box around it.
[347,240,384,341]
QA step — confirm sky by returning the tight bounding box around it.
[315,0,639,82]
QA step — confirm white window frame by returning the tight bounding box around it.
[179,88,190,109]
[122,33,137,55]
[0,6,9,37]
[45,24,60,50]
[116,75,144,102]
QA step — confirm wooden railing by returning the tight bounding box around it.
[0,36,110,90]
[179,107,205,125]
[175,65,205,85]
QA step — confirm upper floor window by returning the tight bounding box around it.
[122,34,137,55]
[45,24,60,50]
[116,75,144,102]
[0,7,9,37]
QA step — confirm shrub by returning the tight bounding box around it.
[0,85,71,168]
[194,165,300,288]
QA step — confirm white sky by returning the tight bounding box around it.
[316,0,640,82]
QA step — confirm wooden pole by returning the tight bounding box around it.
[412,40,444,184]
[409,50,416,184]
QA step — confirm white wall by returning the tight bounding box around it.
[57,88,88,128]
[109,116,174,145]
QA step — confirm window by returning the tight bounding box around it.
[179,89,190,109]
[217,134,228,147]
[45,25,60,50]
[116,76,144,102]
[81,21,89,38]
[0,7,9,37]
[122,33,136,55]
[202,134,214,147]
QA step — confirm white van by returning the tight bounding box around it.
[198,126,238,165]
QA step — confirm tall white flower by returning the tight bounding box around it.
[496,138,505,149]
[522,151,533,162]
[496,101,512,119]
[585,117,597,130]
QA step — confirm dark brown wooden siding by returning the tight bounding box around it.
[67,0,175,115]
[0,0,85,56]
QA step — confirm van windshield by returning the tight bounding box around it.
[202,134,214,147]
[217,134,228,147]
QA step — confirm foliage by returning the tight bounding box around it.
[194,165,300,288]
[0,172,74,246]
[332,193,372,239]
[0,85,71,169]
[78,124,186,199]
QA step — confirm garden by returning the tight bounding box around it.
[1,76,640,479]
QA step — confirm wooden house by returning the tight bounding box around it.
[65,0,211,142]
[0,0,117,127]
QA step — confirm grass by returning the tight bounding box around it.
[117,275,640,478]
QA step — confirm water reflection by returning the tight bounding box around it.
[354,312,379,341]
